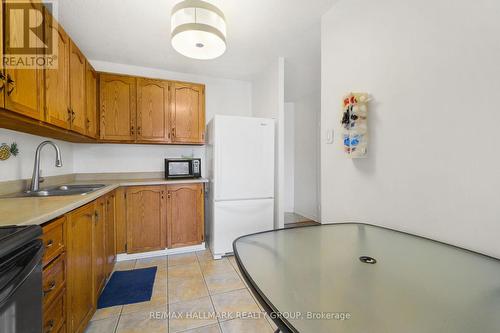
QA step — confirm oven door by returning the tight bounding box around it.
[167,160,193,178]
[0,240,43,333]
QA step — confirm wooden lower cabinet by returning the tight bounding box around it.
[120,183,205,254]
[43,290,66,333]
[38,183,204,332]
[93,198,106,301]
[66,203,95,333]
[115,187,127,254]
[167,183,205,248]
[126,186,167,253]
[105,193,117,277]
[42,216,67,333]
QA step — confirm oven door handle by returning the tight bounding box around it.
[0,240,43,307]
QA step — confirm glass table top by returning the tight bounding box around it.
[233,223,500,333]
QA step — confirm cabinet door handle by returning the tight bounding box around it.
[172,127,176,138]
[44,319,55,333]
[0,72,5,91]
[6,74,15,96]
[131,125,135,135]
[46,239,54,248]
[43,281,56,295]
[67,108,72,122]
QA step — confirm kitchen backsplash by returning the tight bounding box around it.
[0,128,207,182]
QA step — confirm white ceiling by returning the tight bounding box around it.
[51,0,336,101]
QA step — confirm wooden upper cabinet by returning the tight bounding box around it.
[99,74,136,141]
[85,61,98,138]
[66,203,95,333]
[171,83,205,144]
[136,78,170,143]
[0,2,4,109]
[126,186,166,253]
[3,1,44,121]
[167,183,204,248]
[69,41,86,135]
[44,15,70,129]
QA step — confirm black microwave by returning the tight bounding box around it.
[165,158,201,179]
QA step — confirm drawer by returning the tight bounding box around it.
[43,253,66,307]
[43,290,65,333]
[42,217,66,266]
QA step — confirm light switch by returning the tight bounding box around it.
[326,129,334,144]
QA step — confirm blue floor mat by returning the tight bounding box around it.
[97,267,157,308]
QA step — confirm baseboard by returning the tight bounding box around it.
[116,243,206,261]
[294,209,320,223]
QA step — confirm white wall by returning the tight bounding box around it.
[294,91,321,221]
[252,58,285,229]
[321,0,500,258]
[0,129,74,182]
[71,60,253,176]
[284,103,295,212]
[73,144,205,176]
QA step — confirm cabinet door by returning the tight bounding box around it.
[3,1,44,120]
[69,41,86,135]
[136,78,170,143]
[85,61,98,138]
[44,16,70,129]
[114,187,127,254]
[66,203,95,333]
[0,2,5,108]
[167,183,204,248]
[99,74,136,141]
[105,193,116,277]
[126,186,166,253]
[93,198,106,303]
[170,83,205,144]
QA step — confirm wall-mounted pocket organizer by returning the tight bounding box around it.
[341,93,370,158]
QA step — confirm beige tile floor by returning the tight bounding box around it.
[85,249,277,333]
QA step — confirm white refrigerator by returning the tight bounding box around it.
[206,115,275,259]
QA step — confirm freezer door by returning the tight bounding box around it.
[215,116,275,200]
[212,199,274,257]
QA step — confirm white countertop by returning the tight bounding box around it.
[0,178,208,227]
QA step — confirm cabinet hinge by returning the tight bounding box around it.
[125,243,128,252]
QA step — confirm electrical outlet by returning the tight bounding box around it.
[326,129,334,144]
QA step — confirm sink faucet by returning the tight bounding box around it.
[30,141,63,192]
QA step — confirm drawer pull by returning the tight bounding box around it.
[44,319,55,333]
[43,281,56,295]
[46,240,54,248]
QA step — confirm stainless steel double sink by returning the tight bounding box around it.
[1,184,107,198]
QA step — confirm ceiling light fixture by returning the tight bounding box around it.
[171,0,227,60]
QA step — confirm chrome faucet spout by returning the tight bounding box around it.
[30,141,63,192]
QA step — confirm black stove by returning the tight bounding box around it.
[0,224,43,333]
[0,225,42,259]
